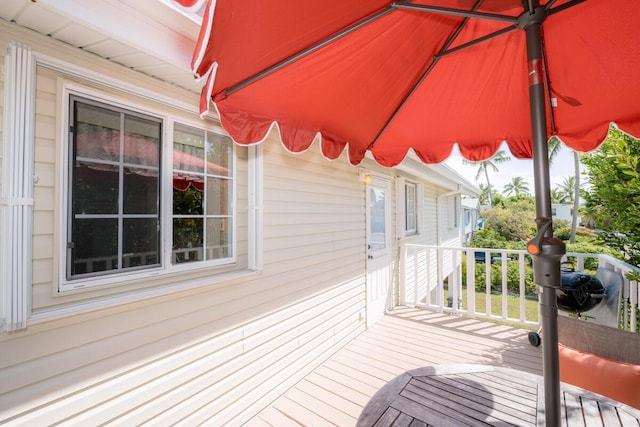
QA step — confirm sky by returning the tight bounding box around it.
[443,142,585,195]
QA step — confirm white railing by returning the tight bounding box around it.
[400,244,640,333]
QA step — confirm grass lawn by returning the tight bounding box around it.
[457,288,540,326]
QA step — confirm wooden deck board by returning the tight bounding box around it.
[357,365,640,427]
[250,307,543,426]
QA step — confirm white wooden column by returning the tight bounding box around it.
[1,42,35,332]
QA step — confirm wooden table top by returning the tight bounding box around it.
[356,364,640,426]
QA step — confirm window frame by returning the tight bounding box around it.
[67,95,164,281]
[448,195,459,229]
[404,182,418,236]
[58,83,241,293]
[396,177,423,239]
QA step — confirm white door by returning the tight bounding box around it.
[366,176,392,327]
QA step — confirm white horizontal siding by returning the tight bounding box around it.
[1,20,367,426]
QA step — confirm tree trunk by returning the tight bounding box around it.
[484,166,493,206]
[570,151,580,244]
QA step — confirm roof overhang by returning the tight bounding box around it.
[0,0,201,92]
[394,153,480,197]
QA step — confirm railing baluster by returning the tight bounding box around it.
[437,248,444,310]
[466,249,476,317]
[501,254,508,319]
[519,253,526,323]
[485,250,491,318]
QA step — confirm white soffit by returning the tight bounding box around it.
[0,0,201,92]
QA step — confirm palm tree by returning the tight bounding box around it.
[550,188,565,204]
[478,183,490,206]
[548,138,580,243]
[569,152,581,243]
[548,136,562,164]
[503,176,530,197]
[464,150,511,206]
[556,176,575,203]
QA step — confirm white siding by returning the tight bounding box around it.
[0,21,366,426]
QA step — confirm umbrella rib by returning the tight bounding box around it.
[223,6,394,98]
[369,0,515,149]
[436,25,517,58]
[391,3,517,24]
[541,0,587,134]
[547,0,587,15]
[540,35,556,134]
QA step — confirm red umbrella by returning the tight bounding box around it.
[175,0,640,423]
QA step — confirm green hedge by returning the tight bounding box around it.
[462,256,536,296]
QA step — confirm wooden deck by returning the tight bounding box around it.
[355,364,640,426]
[247,307,544,426]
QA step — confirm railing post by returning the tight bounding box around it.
[400,244,407,305]
[519,253,527,323]
[630,278,638,332]
[437,248,444,309]
[485,250,491,317]
[466,249,476,317]
[501,255,508,319]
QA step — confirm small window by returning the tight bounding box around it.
[405,183,417,235]
[448,195,459,229]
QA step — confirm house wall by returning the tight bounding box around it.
[0,18,467,425]
[0,21,365,426]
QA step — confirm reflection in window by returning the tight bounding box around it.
[172,123,233,264]
[68,97,160,279]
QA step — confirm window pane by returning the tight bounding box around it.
[124,116,161,166]
[174,123,205,172]
[173,218,203,263]
[124,167,159,214]
[75,103,120,162]
[369,187,386,251]
[71,218,118,275]
[173,176,203,215]
[172,124,234,266]
[206,177,231,216]
[73,163,119,214]
[206,218,231,260]
[69,98,162,280]
[406,184,417,232]
[207,132,233,176]
[123,218,159,268]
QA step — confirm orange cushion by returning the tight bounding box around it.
[559,344,640,409]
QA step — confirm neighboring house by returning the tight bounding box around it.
[0,2,477,424]
[461,197,481,243]
[552,203,580,224]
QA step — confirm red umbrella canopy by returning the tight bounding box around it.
[176,0,640,167]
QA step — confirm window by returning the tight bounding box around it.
[405,182,417,235]
[396,177,422,239]
[64,93,240,290]
[68,97,161,279]
[172,123,233,264]
[448,195,459,229]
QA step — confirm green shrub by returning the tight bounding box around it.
[470,228,506,249]
[555,227,572,241]
[462,256,535,297]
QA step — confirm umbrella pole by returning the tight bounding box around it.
[521,3,566,425]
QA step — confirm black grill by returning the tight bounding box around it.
[557,266,606,313]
